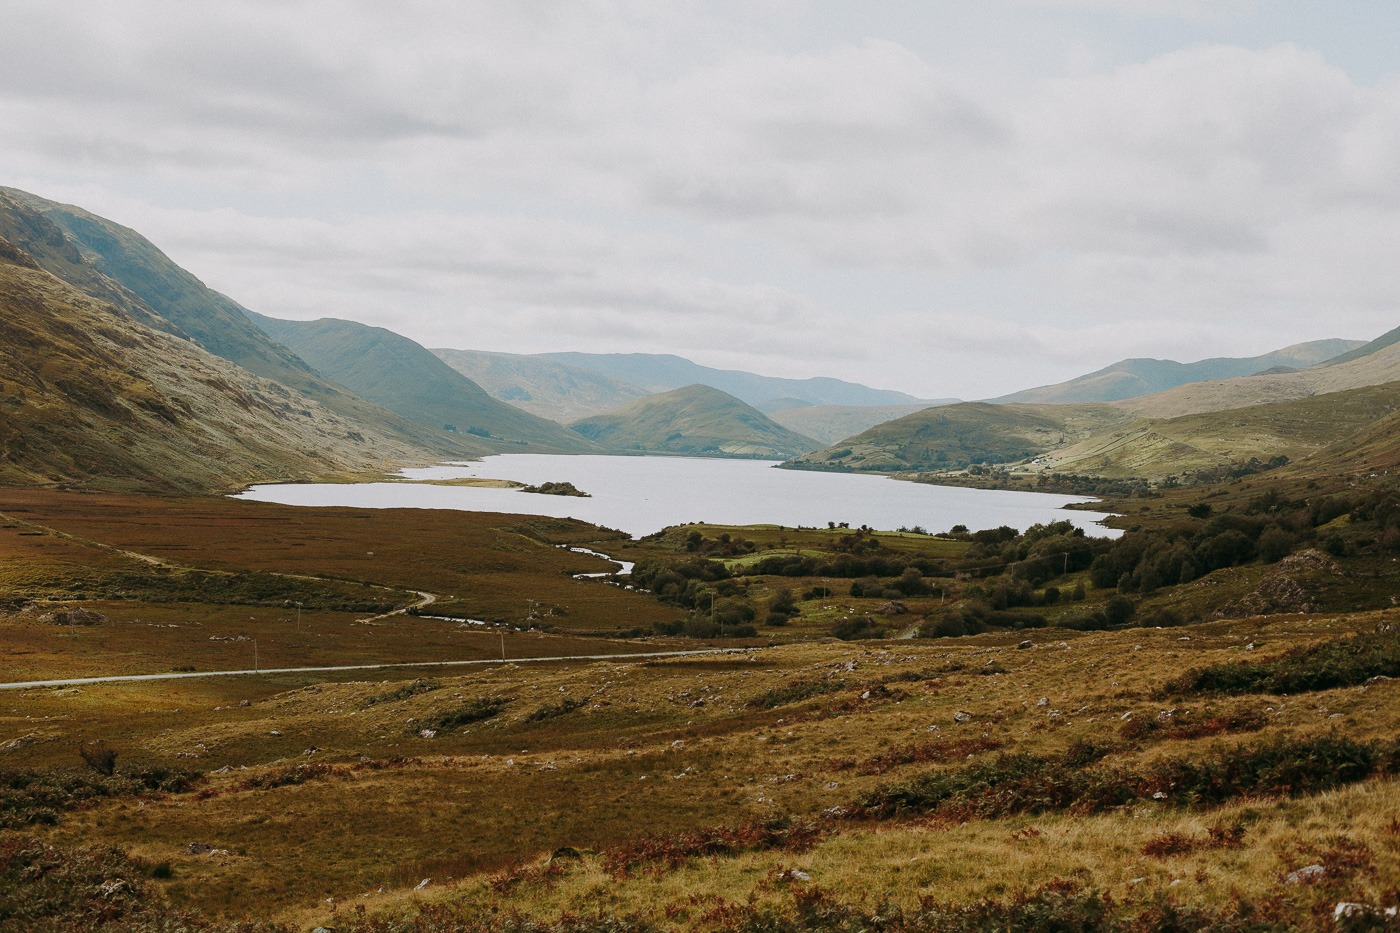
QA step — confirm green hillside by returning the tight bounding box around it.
[766,402,942,445]
[250,315,598,453]
[1044,381,1400,480]
[569,384,821,458]
[788,402,1128,471]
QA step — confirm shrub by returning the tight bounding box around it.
[1165,627,1400,697]
[602,818,820,877]
[416,697,512,733]
[77,741,118,776]
[362,678,444,707]
[747,678,845,710]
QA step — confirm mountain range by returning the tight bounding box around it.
[989,339,1364,405]
[792,330,1400,481]
[2,182,1397,495]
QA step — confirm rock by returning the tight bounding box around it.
[414,878,431,891]
[1366,675,1393,685]
[1035,697,1049,707]
[953,711,973,723]
[238,700,251,708]
[268,730,282,737]
[1120,711,1133,721]
[39,607,107,626]
[418,729,437,739]
[1017,640,1032,649]
[186,843,213,855]
[1332,902,1396,921]
[1284,864,1326,884]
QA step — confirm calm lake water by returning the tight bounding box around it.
[235,454,1118,539]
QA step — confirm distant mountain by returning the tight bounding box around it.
[538,352,928,408]
[791,326,1400,482]
[1119,335,1400,420]
[766,403,947,446]
[0,236,426,492]
[1312,325,1400,369]
[1043,381,1400,481]
[787,403,1128,472]
[0,186,457,455]
[432,347,650,422]
[990,339,1364,405]
[569,385,821,459]
[248,316,598,453]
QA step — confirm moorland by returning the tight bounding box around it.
[1,184,1399,931]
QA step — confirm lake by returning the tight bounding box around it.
[235,454,1118,539]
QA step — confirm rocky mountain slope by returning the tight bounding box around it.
[0,187,459,456]
[0,236,426,492]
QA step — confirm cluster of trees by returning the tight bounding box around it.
[1090,485,1400,596]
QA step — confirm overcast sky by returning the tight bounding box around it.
[4,1,1398,400]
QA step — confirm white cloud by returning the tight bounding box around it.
[2,2,1397,399]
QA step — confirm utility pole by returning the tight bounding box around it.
[500,630,506,661]
[295,601,302,633]
[253,639,259,673]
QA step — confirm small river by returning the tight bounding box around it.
[235,454,1118,539]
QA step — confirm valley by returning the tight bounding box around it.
[1,183,1399,930]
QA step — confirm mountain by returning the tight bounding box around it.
[0,236,427,493]
[432,347,650,422]
[787,403,1129,472]
[990,339,1364,405]
[538,352,928,408]
[1042,381,1400,481]
[766,403,945,446]
[1118,336,1400,420]
[248,315,597,453]
[1312,325,1400,369]
[569,385,821,458]
[0,187,459,455]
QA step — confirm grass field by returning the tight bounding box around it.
[2,487,1399,930]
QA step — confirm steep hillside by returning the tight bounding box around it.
[539,351,928,408]
[766,402,940,445]
[432,347,650,421]
[0,238,426,492]
[569,384,820,458]
[250,315,598,453]
[0,187,461,455]
[991,338,1363,405]
[787,402,1129,472]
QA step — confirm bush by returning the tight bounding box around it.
[415,697,512,733]
[747,678,845,710]
[853,735,1392,822]
[1165,627,1400,696]
[830,615,886,640]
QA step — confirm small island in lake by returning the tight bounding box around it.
[520,480,591,497]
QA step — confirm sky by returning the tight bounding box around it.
[3,0,1399,401]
